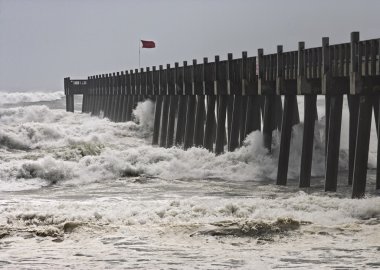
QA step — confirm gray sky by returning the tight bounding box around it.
[0,0,379,92]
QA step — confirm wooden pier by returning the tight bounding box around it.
[64,32,380,198]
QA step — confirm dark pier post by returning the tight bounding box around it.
[132,69,140,114]
[226,99,234,146]
[240,97,248,143]
[69,94,74,112]
[104,74,109,117]
[95,75,100,115]
[144,67,151,102]
[175,61,188,146]
[112,72,120,121]
[324,95,343,192]
[320,36,343,192]
[273,96,283,131]
[322,38,331,156]
[239,52,249,144]
[121,71,129,121]
[215,95,228,154]
[138,68,144,103]
[299,95,317,187]
[84,78,89,113]
[108,72,116,120]
[82,77,88,113]
[194,58,207,147]
[120,71,128,122]
[258,48,274,152]
[245,95,261,134]
[159,65,170,147]
[139,67,146,104]
[226,54,234,147]
[126,70,134,121]
[184,59,198,150]
[228,53,243,152]
[84,77,89,113]
[95,76,101,115]
[203,56,217,151]
[298,42,318,187]
[277,44,296,185]
[348,99,360,186]
[64,78,69,112]
[244,55,260,136]
[215,55,228,155]
[116,71,124,122]
[352,95,372,198]
[111,72,117,121]
[96,75,101,114]
[348,33,361,186]
[65,77,74,113]
[276,96,297,185]
[204,95,216,151]
[166,64,178,148]
[130,69,137,120]
[351,32,372,198]
[99,75,105,115]
[92,75,97,115]
[104,74,112,119]
[152,66,162,145]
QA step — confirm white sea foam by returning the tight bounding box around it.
[0,100,379,269]
[0,91,64,105]
[0,100,377,189]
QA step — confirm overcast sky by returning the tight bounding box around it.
[0,0,379,92]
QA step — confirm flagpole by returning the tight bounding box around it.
[139,40,141,68]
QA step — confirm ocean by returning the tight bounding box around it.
[0,91,379,269]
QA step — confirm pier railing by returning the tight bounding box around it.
[64,32,380,198]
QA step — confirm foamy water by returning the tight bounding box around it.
[0,92,379,269]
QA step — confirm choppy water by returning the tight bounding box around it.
[0,91,379,269]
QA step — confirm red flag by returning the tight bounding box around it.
[141,40,156,48]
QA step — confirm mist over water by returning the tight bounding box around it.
[0,92,379,269]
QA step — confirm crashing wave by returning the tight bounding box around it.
[0,91,64,105]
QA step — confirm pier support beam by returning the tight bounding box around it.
[352,95,372,198]
[175,96,188,146]
[166,95,178,148]
[325,95,343,192]
[121,95,128,122]
[184,95,197,149]
[348,95,360,185]
[66,95,74,112]
[299,95,317,187]
[152,96,163,145]
[229,95,243,151]
[240,97,249,144]
[194,95,206,147]
[245,95,261,135]
[204,95,217,151]
[226,96,234,146]
[263,94,274,152]
[126,95,133,121]
[276,95,297,185]
[215,95,228,155]
[159,95,170,147]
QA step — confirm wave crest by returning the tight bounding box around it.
[0,91,64,105]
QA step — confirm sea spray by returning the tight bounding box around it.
[132,99,155,133]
